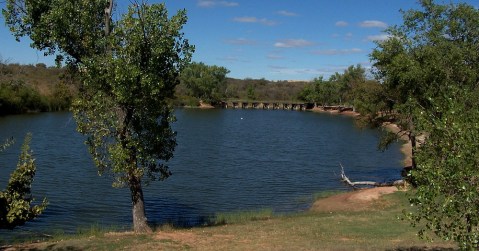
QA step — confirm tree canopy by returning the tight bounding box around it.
[3,0,110,66]
[179,62,229,104]
[4,0,194,233]
[0,134,47,229]
[298,64,374,107]
[371,0,479,248]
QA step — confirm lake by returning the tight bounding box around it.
[0,109,403,239]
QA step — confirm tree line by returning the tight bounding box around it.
[0,63,74,115]
[0,61,309,113]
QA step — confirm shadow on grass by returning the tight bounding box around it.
[0,244,83,251]
[387,247,457,251]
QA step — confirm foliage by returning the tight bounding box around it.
[179,62,229,104]
[72,3,193,232]
[350,80,388,128]
[246,84,256,100]
[0,63,73,115]
[371,0,479,248]
[0,80,48,115]
[4,0,193,233]
[0,138,14,152]
[298,65,369,106]
[226,78,307,102]
[329,64,366,104]
[3,0,109,66]
[0,133,47,229]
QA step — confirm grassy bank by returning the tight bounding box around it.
[2,191,456,251]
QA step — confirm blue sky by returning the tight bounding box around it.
[0,0,477,81]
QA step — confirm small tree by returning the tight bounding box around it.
[0,134,47,229]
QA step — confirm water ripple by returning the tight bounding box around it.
[0,110,403,239]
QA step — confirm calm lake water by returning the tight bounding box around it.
[0,109,403,240]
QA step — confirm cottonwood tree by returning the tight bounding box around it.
[73,4,193,232]
[0,134,47,229]
[4,1,193,232]
[371,0,479,248]
[180,62,229,105]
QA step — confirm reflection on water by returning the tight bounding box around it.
[0,110,403,239]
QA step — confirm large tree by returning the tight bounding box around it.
[371,0,479,248]
[4,1,193,232]
[179,62,229,104]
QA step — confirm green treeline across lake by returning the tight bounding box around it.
[0,62,310,115]
[0,61,376,116]
[0,63,75,115]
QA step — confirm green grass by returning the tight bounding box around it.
[1,191,457,251]
[312,190,346,200]
[213,208,274,225]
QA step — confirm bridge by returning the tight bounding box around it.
[219,101,354,112]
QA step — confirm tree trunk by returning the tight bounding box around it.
[409,134,417,170]
[129,175,152,233]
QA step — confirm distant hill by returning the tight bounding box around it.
[0,63,75,115]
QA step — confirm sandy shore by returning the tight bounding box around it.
[310,115,411,212]
[309,106,360,117]
[382,122,412,167]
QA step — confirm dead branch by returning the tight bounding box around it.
[339,163,404,189]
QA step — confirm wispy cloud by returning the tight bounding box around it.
[267,53,284,60]
[225,38,256,45]
[359,20,388,28]
[366,34,390,41]
[335,21,348,27]
[269,65,364,79]
[218,55,249,63]
[269,65,347,77]
[277,10,298,17]
[197,0,239,8]
[269,65,320,75]
[233,16,277,26]
[312,48,362,55]
[274,39,314,48]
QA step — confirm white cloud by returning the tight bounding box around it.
[312,48,363,55]
[218,56,249,62]
[274,39,314,48]
[277,10,298,17]
[335,21,348,27]
[225,38,256,45]
[233,16,277,26]
[366,34,390,41]
[269,65,348,77]
[360,20,388,28]
[269,66,320,75]
[267,53,284,60]
[198,0,239,7]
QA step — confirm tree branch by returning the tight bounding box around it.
[104,0,114,36]
[339,163,404,189]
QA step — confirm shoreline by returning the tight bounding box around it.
[181,104,411,168]
[309,111,411,212]
[308,106,360,117]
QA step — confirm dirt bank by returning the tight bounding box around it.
[309,106,360,116]
[310,186,399,212]
[198,101,215,109]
